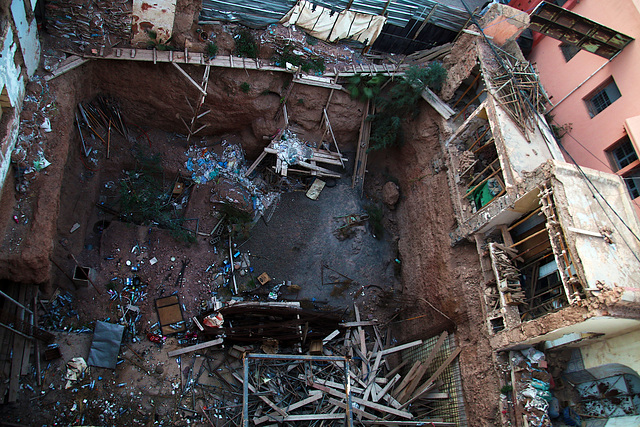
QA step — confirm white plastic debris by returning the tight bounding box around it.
[41,117,52,132]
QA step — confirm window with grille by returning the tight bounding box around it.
[625,170,640,199]
[585,79,621,117]
[608,136,638,171]
[560,43,580,62]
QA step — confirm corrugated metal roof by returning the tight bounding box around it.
[199,0,479,33]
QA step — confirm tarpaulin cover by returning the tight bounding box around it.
[280,0,386,46]
[87,321,125,369]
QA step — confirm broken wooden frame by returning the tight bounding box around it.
[483,185,584,333]
[241,353,355,427]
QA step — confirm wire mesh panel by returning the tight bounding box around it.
[401,333,468,426]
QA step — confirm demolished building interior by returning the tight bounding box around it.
[1,0,640,425]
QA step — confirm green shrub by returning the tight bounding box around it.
[206,41,218,58]
[347,74,388,101]
[365,63,447,151]
[364,203,384,239]
[240,82,251,93]
[235,29,258,58]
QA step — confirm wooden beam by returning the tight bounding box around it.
[329,398,377,420]
[323,109,345,167]
[167,338,223,357]
[379,340,423,356]
[312,383,413,419]
[340,321,378,328]
[254,393,323,424]
[400,347,462,409]
[172,63,207,95]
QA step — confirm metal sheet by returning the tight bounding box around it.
[199,0,478,34]
[87,321,125,370]
[529,2,634,59]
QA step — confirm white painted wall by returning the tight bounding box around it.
[552,162,640,299]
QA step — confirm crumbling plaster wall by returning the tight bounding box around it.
[489,305,640,350]
[0,12,27,200]
[131,0,177,45]
[9,0,39,77]
[551,161,640,301]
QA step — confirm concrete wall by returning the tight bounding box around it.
[528,0,640,215]
[517,316,640,349]
[552,162,640,301]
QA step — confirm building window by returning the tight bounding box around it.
[608,136,638,171]
[625,170,640,199]
[560,43,580,62]
[585,79,621,117]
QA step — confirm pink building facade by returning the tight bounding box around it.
[511,0,640,214]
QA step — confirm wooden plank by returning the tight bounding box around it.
[338,320,378,328]
[329,398,377,420]
[400,347,462,409]
[322,109,345,167]
[312,383,413,419]
[296,160,339,175]
[396,364,428,403]
[323,329,340,343]
[45,56,91,81]
[258,413,345,422]
[420,332,448,372]
[305,375,365,395]
[293,77,343,91]
[392,361,422,398]
[374,373,400,403]
[354,304,368,379]
[421,86,454,119]
[245,150,269,177]
[232,372,289,417]
[380,340,423,356]
[254,393,323,424]
[167,338,223,357]
[172,63,207,95]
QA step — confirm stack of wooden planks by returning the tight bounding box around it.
[234,304,462,426]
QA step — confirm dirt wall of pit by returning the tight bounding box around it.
[0,60,364,285]
[365,106,501,425]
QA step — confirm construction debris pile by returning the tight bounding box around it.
[185,143,279,216]
[508,347,555,427]
[45,0,132,51]
[76,96,127,166]
[11,76,56,197]
[490,47,549,134]
[168,302,462,426]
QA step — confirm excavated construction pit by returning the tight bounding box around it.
[0,59,501,425]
